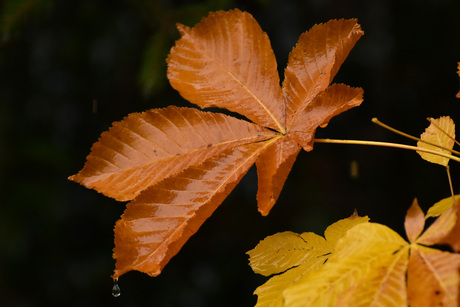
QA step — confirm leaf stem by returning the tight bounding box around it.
[372,118,460,156]
[371,118,421,142]
[446,165,456,204]
[313,138,460,164]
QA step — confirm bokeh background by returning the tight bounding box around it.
[2,0,460,306]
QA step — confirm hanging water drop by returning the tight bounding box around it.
[112,279,121,298]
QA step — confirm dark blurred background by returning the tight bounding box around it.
[1,0,460,306]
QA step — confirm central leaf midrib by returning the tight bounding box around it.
[203,45,284,133]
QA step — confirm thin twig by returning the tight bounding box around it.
[313,138,460,164]
[446,165,456,204]
[372,118,460,156]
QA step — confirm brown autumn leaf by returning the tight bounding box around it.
[69,9,364,279]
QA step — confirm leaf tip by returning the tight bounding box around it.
[176,23,191,36]
[405,198,425,243]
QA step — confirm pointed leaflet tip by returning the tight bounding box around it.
[175,23,191,36]
[404,199,425,243]
[112,143,269,278]
[290,84,363,151]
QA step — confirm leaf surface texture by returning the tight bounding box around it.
[249,198,460,306]
[70,9,364,279]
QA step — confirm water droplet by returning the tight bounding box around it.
[112,279,121,298]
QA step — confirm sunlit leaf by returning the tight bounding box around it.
[282,223,407,306]
[323,212,370,247]
[425,194,460,219]
[417,116,455,166]
[248,214,368,306]
[335,245,409,307]
[250,198,460,306]
[253,258,327,307]
[247,231,332,277]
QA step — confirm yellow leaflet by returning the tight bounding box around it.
[247,231,332,277]
[417,116,455,166]
[254,258,327,307]
[248,216,368,277]
[283,223,407,307]
[324,215,370,247]
[336,246,409,307]
[425,194,460,219]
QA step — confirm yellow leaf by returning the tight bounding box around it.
[253,259,327,307]
[324,214,370,248]
[250,199,460,306]
[247,231,332,277]
[425,194,460,219]
[282,223,407,306]
[336,246,409,307]
[248,213,368,306]
[417,204,457,246]
[417,116,455,166]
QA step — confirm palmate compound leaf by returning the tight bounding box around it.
[417,116,455,166]
[280,223,408,307]
[247,214,369,306]
[70,9,364,279]
[250,199,460,306]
